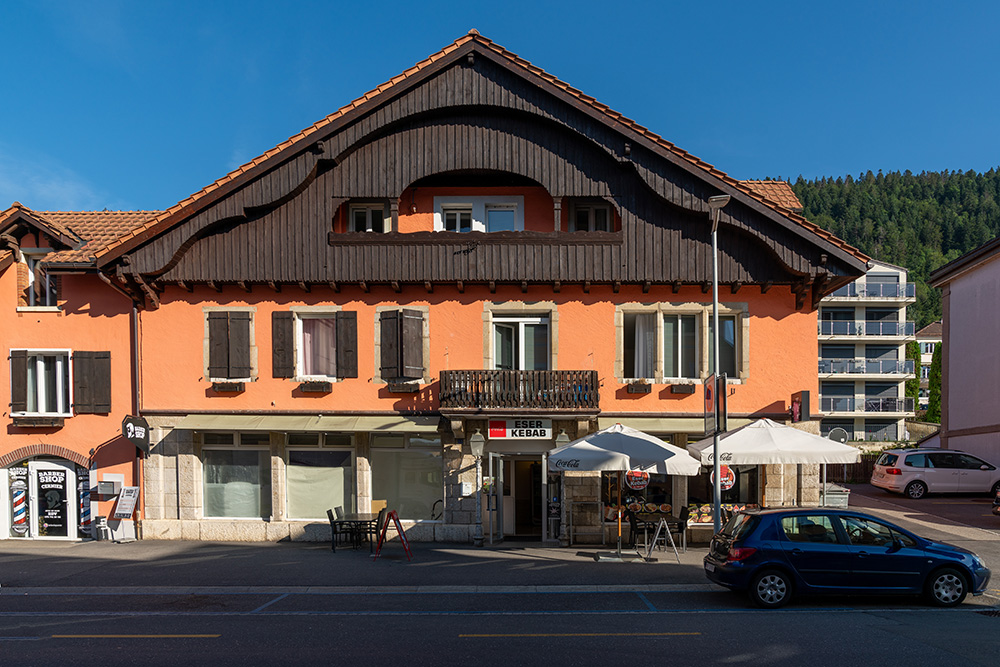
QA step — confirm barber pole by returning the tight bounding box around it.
[11,479,28,535]
[78,478,91,533]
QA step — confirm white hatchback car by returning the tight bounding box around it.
[871,448,1000,499]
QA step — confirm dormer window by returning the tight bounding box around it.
[23,252,59,307]
[434,196,523,232]
[350,204,389,233]
[571,202,611,232]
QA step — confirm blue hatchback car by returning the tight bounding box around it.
[703,507,990,608]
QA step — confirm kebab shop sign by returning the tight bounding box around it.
[488,419,552,440]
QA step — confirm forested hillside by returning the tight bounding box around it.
[791,169,1000,327]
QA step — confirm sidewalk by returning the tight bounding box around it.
[0,538,712,592]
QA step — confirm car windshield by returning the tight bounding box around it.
[875,453,898,467]
[722,512,757,539]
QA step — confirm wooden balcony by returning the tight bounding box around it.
[439,370,600,413]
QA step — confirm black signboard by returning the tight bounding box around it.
[122,415,151,454]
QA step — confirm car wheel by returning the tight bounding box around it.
[905,481,927,499]
[926,568,968,607]
[991,480,1000,498]
[749,569,793,609]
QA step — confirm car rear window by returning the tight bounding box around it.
[875,453,898,467]
[722,513,758,540]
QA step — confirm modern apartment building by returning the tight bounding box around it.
[818,261,917,442]
[915,321,942,410]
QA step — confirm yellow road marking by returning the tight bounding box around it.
[460,632,700,638]
[52,635,220,639]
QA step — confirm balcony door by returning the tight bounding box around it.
[494,317,549,371]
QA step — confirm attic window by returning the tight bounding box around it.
[571,202,610,232]
[23,252,59,307]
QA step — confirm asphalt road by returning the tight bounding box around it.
[2,488,999,666]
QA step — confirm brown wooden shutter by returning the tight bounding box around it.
[228,312,252,379]
[272,312,294,378]
[400,309,424,379]
[379,310,400,379]
[336,311,358,378]
[92,351,111,413]
[73,351,94,413]
[10,350,27,413]
[208,312,230,378]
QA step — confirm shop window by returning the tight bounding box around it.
[206,310,254,381]
[433,196,523,232]
[570,202,610,232]
[378,309,425,382]
[686,464,759,524]
[202,446,272,519]
[272,311,357,380]
[286,447,355,519]
[350,204,389,233]
[8,349,109,416]
[601,472,673,520]
[370,434,442,520]
[493,316,549,371]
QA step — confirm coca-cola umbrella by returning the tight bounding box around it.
[687,418,860,465]
[548,423,700,559]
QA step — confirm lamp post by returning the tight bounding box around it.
[553,429,570,545]
[470,429,485,547]
[708,193,730,533]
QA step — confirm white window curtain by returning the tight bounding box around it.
[302,318,337,377]
[286,450,354,519]
[203,450,271,518]
[633,313,656,378]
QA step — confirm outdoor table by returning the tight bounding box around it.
[333,512,379,552]
[632,512,684,561]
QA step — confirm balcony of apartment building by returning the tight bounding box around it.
[818,358,915,380]
[818,319,916,341]
[819,395,915,418]
[822,281,916,305]
[438,369,599,413]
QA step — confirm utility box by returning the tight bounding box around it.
[821,483,850,508]
[97,480,121,496]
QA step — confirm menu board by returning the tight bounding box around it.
[114,486,140,519]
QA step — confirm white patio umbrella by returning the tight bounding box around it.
[687,418,861,466]
[549,423,700,559]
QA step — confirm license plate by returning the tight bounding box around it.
[705,562,715,573]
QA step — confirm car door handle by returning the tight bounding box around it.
[790,549,803,555]
[857,551,869,557]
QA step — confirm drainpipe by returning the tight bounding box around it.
[131,301,144,538]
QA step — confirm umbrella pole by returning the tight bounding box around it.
[617,471,623,558]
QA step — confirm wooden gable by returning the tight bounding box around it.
[96,34,867,308]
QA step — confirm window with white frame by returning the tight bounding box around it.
[12,350,71,416]
[23,253,59,307]
[433,196,524,232]
[350,204,389,233]
[285,432,355,519]
[619,306,744,382]
[493,315,550,371]
[201,432,272,519]
[570,202,611,232]
[370,433,442,521]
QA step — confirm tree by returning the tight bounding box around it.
[925,343,942,423]
[904,341,920,401]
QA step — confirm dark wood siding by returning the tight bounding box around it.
[272,311,294,378]
[10,349,27,413]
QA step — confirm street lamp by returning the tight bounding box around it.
[469,429,486,547]
[707,193,730,533]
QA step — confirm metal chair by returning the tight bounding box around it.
[668,505,690,552]
[327,507,358,551]
[363,507,388,553]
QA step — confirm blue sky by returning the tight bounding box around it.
[2,1,998,211]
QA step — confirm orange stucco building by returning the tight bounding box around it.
[3,33,867,544]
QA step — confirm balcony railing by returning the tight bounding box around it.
[439,370,600,411]
[820,396,915,413]
[829,283,916,299]
[819,321,916,337]
[818,359,915,374]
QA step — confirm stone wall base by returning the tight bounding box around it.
[140,520,475,543]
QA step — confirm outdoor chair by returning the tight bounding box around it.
[668,505,690,552]
[363,507,388,553]
[327,507,358,551]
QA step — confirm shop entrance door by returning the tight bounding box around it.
[27,461,77,540]
[486,453,548,542]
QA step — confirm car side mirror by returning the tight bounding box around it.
[890,537,904,552]
[981,465,991,471]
